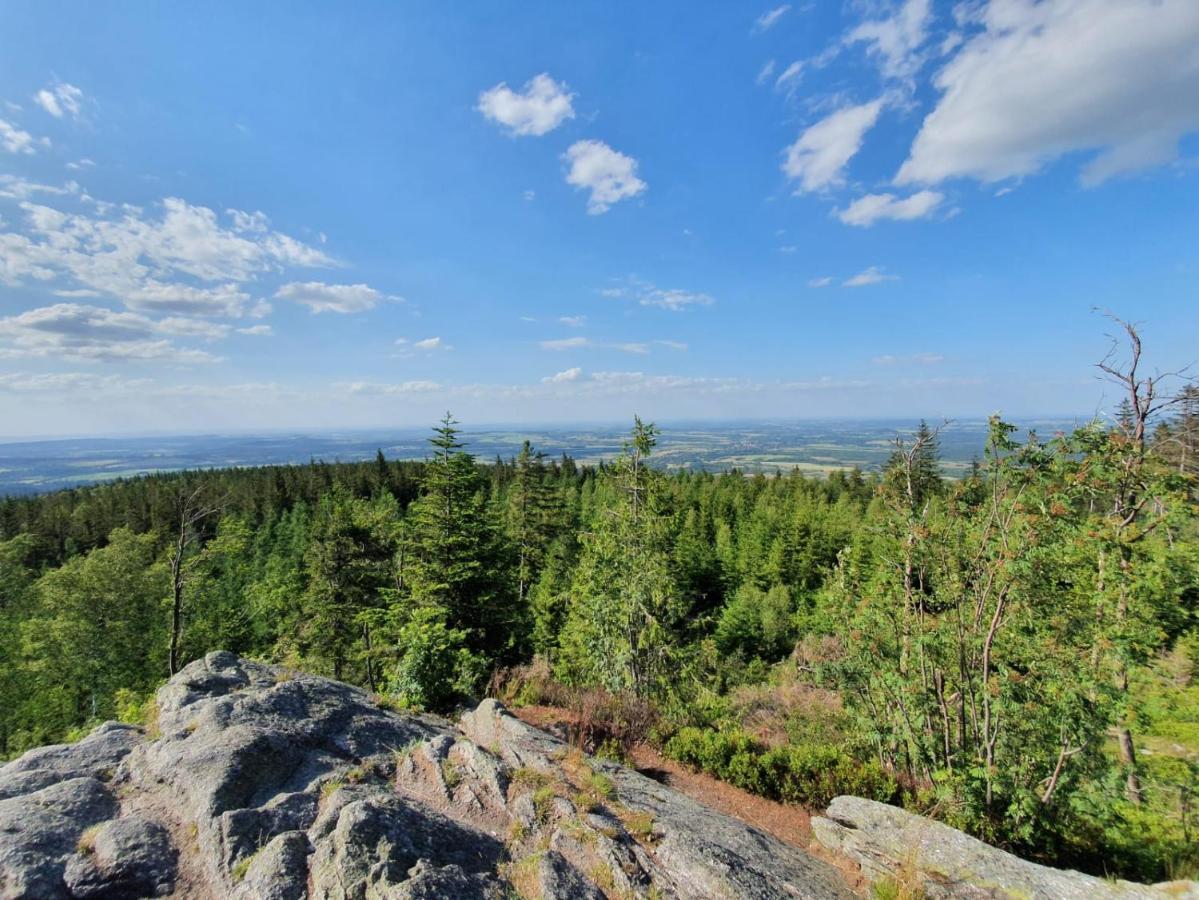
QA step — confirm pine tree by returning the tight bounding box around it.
[402,414,513,660]
[507,440,560,608]
[557,417,683,696]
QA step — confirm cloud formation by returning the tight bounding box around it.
[782,99,884,193]
[843,266,898,287]
[847,0,932,82]
[275,282,382,314]
[477,73,575,137]
[753,5,790,33]
[0,303,220,363]
[897,0,1199,186]
[0,119,40,154]
[0,195,333,316]
[563,140,647,214]
[33,83,85,120]
[837,190,943,225]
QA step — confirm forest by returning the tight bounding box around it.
[1,325,1196,883]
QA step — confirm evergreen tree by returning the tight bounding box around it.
[402,414,513,661]
[557,418,683,696]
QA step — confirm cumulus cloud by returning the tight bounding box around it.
[33,83,85,120]
[847,0,932,82]
[542,367,583,384]
[897,0,1199,186]
[753,5,790,33]
[836,190,943,225]
[477,73,575,137]
[413,336,447,351]
[562,140,647,214]
[0,303,221,363]
[808,276,834,288]
[236,324,273,336]
[843,266,898,287]
[782,99,885,193]
[0,196,334,316]
[0,118,41,154]
[558,315,586,327]
[275,282,381,314]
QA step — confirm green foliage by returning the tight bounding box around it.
[389,606,485,710]
[663,725,896,807]
[1,374,1197,883]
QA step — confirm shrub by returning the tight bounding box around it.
[389,607,484,711]
[664,725,896,808]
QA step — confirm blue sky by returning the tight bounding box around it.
[0,0,1197,437]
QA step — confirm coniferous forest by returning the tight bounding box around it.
[2,327,1197,882]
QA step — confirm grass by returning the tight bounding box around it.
[76,824,102,856]
[231,853,256,883]
[501,851,546,900]
[320,778,344,799]
[441,756,462,790]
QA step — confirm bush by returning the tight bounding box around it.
[664,725,897,808]
[389,607,484,711]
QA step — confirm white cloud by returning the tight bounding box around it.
[782,99,884,193]
[236,324,273,336]
[0,303,220,363]
[754,5,790,33]
[66,158,95,171]
[156,316,231,340]
[33,83,85,120]
[836,190,943,225]
[538,336,671,355]
[0,175,77,200]
[0,372,151,393]
[542,367,583,384]
[872,352,944,365]
[756,60,777,86]
[843,266,898,287]
[413,336,447,351]
[602,277,715,312]
[477,73,575,137]
[562,140,647,214]
[808,276,834,287]
[0,118,40,154]
[775,61,804,93]
[275,282,381,314]
[558,315,586,327]
[847,0,932,82]
[342,380,441,395]
[0,196,334,316]
[540,336,590,351]
[897,0,1199,186]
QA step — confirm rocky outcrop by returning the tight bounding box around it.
[3,654,1194,899]
[0,653,853,898]
[811,795,1199,899]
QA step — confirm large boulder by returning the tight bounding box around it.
[812,795,1199,899]
[0,653,854,898]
